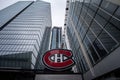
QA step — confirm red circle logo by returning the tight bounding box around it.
[43,49,75,71]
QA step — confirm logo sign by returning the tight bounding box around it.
[43,49,75,71]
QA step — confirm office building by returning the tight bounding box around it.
[50,27,62,49]
[35,27,51,70]
[64,0,120,80]
[0,0,52,70]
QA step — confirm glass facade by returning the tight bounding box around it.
[0,1,52,69]
[0,1,33,29]
[50,27,62,49]
[65,0,120,73]
[35,27,51,70]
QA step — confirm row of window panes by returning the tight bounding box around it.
[79,0,120,31]
[68,0,120,66]
[0,38,41,46]
[0,33,42,42]
[0,31,41,36]
[0,45,38,59]
[0,45,33,51]
[75,49,89,73]
[69,0,97,65]
[0,39,36,44]
[0,39,40,51]
[82,27,119,65]
[80,3,120,44]
[0,35,40,44]
[3,27,41,30]
[12,20,44,23]
[80,1,119,49]
[67,26,89,73]
[15,16,45,19]
[0,51,35,69]
[9,23,42,25]
[0,51,33,59]
[2,30,42,33]
[0,60,32,69]
[7,25,43,27]
[10,22,43,24]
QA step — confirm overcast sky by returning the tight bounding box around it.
[0,0,66,27]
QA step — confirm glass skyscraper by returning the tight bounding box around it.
[64,0,120,80]
[0,0,52,69]
[50,27,62,49]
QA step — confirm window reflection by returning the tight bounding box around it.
[93,39,107,58]
[98,30,117,52]
[101,0,117,14]
[105,23,120,43]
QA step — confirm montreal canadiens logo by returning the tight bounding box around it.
[43,49,75,71]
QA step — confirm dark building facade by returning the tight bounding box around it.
[35,27,51,70]
[64,0,120,80]
[50,27,62,49]
[0,0,52,70]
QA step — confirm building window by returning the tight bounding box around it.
[98,29,118,52]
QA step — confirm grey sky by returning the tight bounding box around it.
[0,0,66,27]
